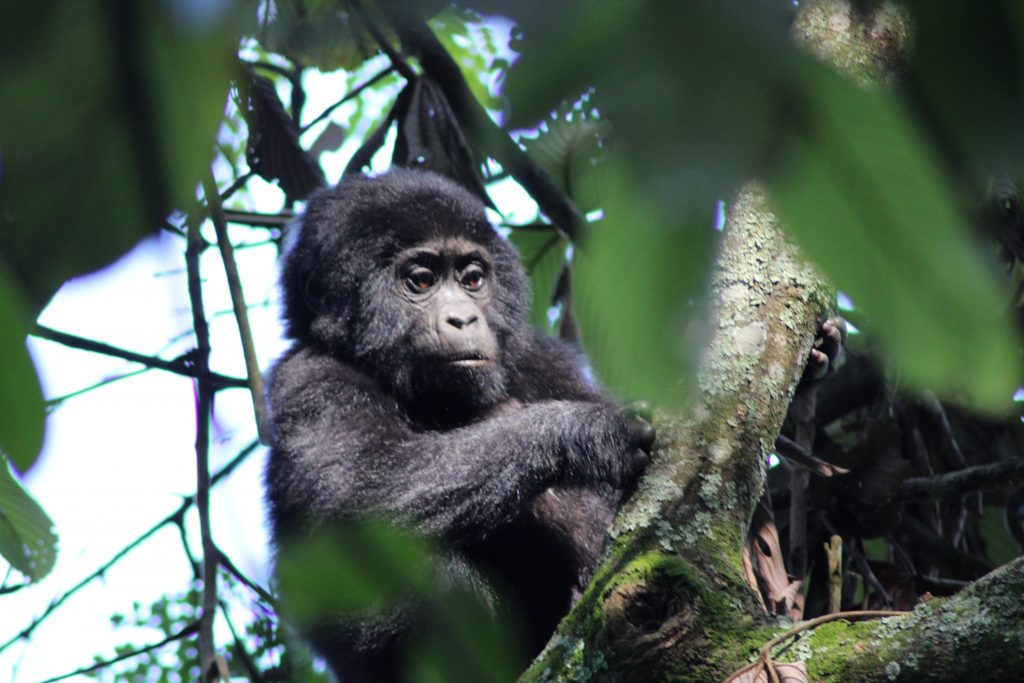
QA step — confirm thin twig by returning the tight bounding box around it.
[39,620,200,683]
[219,550,277,607]
[220,171,256,204]
[301,65,395,132]
[32,325,247,389]
[204,175,269,444]
[723,610,907,683]
[185,213,221,680]
[219,599,268,683]
[223,209,293,228]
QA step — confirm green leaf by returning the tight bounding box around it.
[276,521,432,625]
[771,67,1022,410]
[0,1,237,310]
[572,166,714,404]
[429,7,505,113]
[262,0,376,71]
[0,453,58,582]
[507,227,568,332]
[0,264,44,473]
[521,107,610,212]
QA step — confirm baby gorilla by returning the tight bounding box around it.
[265,169,655,682]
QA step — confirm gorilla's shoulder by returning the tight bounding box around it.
[268,344,379,401]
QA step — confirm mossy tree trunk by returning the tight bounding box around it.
[521,2,1024,681]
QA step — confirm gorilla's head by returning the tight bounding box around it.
[280,169,531,420]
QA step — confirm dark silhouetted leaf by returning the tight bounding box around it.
[392,77,492,206]
[308,121,347,159]
[244,72,327,202]
[0,453,57,582]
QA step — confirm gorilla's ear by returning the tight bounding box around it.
[300,271,326,315]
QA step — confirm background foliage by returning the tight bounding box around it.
[2,0,1024,680]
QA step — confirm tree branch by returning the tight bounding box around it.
[522,184,834,681]
[0,442,257,654]
[184,214,221,680]
[898,458,1024,500]
[32,325,247,389]
[204,175,269,443]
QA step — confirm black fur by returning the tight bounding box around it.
[265,169,653,682]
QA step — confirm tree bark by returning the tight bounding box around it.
[521,185,832,682]
[521,2,1024,681]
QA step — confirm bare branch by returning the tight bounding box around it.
[223,209,293,228]
[301,65,395,132]
[204,176,269,443]
[898,457,1024,500]
[32,325,247,389]
[184,213,221,679]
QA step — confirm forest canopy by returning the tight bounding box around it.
[1,1,1024,681]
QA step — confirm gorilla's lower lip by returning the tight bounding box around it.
[450,358,491,367]
[441,354,491,366]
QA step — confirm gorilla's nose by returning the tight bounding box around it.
[444,305,479,329]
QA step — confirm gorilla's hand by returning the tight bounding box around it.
[803,316,847,382]
[561,404,655,488]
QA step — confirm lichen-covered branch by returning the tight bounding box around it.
[520,185,833,682]
[796,555,1024,682]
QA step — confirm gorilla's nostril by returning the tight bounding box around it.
[447,314,477,329]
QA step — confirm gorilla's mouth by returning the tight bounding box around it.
[439,352,492,367]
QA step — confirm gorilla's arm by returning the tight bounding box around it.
[509,335,608,403]
[266,347,648,544]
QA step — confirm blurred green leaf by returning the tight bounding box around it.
[507,227,567,332]
[503,1,797,210]
[0,0,237,310]
[0,453,58,582]
[410,588,521,683]
[262,0,376,71]
[977,504,1019,566]
[0,264,44,473]
[276,521,432,626]
[573,165,714,405]
[901,0,1024,181]
[771,66,1021,410]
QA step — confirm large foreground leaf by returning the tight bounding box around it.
[0,265,44,473]
[771,66,1021,410]
[0,0,238,309]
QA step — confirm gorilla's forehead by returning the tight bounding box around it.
[392,237,492,264]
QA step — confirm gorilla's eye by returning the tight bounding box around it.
[460,266,485,291]
[406,268,436,292]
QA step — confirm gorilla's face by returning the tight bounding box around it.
[281,169,532,423]
[390,238,508,420]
